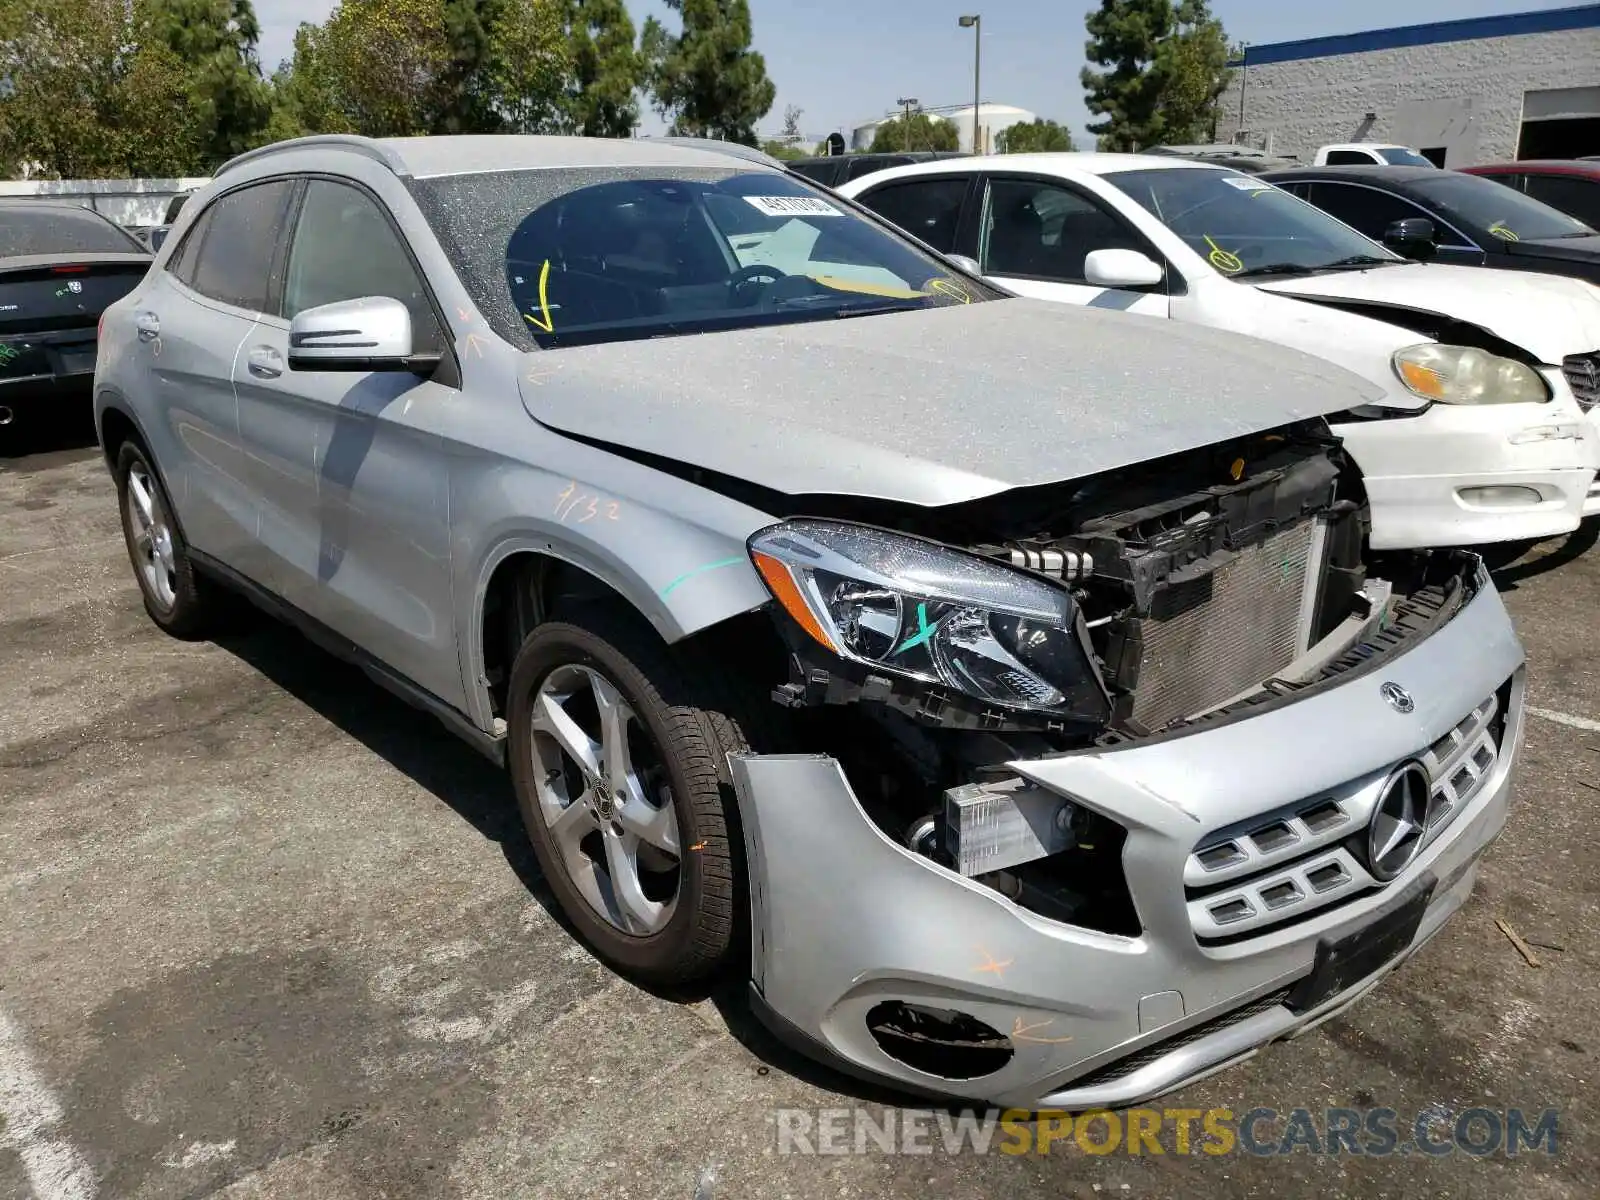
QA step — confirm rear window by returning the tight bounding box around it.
[0,206,145,257]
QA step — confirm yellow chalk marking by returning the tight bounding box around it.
[1488,222,1519,242]
[927,278,974,304]
[523,260,555,332]
[1204,235,1243,274]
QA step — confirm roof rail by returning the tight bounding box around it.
[216,135,406,178]
[653,137,784,170]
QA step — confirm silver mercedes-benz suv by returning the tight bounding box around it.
[94,134,1525,1110]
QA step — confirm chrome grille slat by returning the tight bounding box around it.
[1563,351,1599,412]
[1187,690,1502,941]
[1129,519,1319,729]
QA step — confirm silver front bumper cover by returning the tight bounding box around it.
[732,578,1526,1111]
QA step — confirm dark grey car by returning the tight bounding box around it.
[94,135,1525,1109]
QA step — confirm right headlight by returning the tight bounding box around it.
[748,519,1111,722]
[1392,343,1550,405]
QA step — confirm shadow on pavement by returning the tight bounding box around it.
[1490,520,1599,593]
[209,612,938,1110]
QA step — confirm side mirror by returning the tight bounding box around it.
[1084,248,1165,288]
[288,296,430,373]
[1382,217,1436,260]
[945,253,983,275]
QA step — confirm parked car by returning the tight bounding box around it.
[1,199,151,431]
[1144,144,1300,173]
[788,150,968,189]
[1314,143,1437,167]
[1461,160,1600,230]
[840,154,1600,550]
[97,134,1526,1110]
[1261,165,1600,285]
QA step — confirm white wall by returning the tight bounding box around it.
[0,177,210,226]
[1219,27,1600,165]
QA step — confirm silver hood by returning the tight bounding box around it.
[519,298,1384,507]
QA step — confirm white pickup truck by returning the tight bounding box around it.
[1315,143,1438,167]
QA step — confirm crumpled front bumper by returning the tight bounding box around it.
[1338,384,1600,549]
[732,577,1526,1111]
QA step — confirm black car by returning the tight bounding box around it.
[0,200,151,431]
[788,151,969,189]
[1261,165,1600,284]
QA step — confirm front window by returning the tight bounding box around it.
[1377,147,1437,167]
[1407,172,1595,242]
[409,168,996,349]
[1106,167,1401,278]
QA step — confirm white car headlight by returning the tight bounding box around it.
[1392,344,1549,405]
[748,519,1110,721]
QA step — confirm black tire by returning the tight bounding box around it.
[506,605,768,986]
[114,440,214,638]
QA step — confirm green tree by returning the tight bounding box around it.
[146,0,273,164]
[1080,0,1229,151]
[642,0,776,145]
[997,118,1075,153]
[0,0,206,177]
[270,0,567,138]
[1157,0,1230,143]
[555,0,643,136]
[869,112,958,153]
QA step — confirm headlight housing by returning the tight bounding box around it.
[1392,343,1549,405]
[748,519,1110,721]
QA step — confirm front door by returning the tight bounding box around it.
[976,176,1170,317]
[232,177,463,708]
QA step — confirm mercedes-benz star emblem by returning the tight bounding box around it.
[1367,762,1430,881]
[1380,681,1415,713]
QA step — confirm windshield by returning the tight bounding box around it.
[0,206,146,257]
[1378,147,1436,167]
[409,167,995,349]
[1105,167,1402,277]
[1408,172,1594,242]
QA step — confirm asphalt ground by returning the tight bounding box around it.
[2,415,1597,1199]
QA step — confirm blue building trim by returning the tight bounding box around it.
[1228,3,1600,67]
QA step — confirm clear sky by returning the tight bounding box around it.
[253,0,1562,144]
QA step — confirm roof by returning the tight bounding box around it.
[1463,160,1600,176]
[1230,2,1600,66]
[1259,164,1448,183]
[220,134,783,180]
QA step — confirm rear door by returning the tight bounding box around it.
[233,176,461,703]
[974,174,1169,315]
[851,174,976,255]
[124,180,296,571]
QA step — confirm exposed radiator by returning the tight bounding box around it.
[1128,519,1323,729]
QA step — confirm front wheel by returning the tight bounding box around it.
[506,607,764,986]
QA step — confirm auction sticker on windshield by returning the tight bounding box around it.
[745,195,844,217]
[1222,176,1275,193]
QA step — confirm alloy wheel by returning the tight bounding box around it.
[125,461,177,611]
[527,663,682,935]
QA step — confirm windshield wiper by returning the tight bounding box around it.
[1315,254,1397,269]
[1230,262,1315,278]
[830,301,927,319]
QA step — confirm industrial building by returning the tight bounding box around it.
[849,102,1037,154]
[1219,3,1600,166]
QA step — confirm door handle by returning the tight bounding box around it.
[246,345,283,379]
[134,311,160,342]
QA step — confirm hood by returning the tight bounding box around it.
[1504,233,1600,270]
[519,298,1383,507]
[1257,262,1600,363]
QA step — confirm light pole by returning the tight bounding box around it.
[896,97,919,150]
[959,14,981,153]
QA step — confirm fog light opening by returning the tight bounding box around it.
[1457,484,1544,509]
[865,1001,1015,1080]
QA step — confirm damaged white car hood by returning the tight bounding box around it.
[521,298,1382,507]
[1257,262,1600,364]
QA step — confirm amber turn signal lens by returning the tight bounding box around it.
[751,551,838,652]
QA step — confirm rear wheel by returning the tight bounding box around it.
[115,441,214,637]
[506,607,765,986]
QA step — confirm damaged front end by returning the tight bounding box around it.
[730,419,1520,1107]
